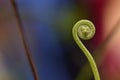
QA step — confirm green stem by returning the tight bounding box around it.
[72,20,100,80]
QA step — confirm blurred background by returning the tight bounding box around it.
[0,0,120,80]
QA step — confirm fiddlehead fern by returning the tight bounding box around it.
[72,20,100,80]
